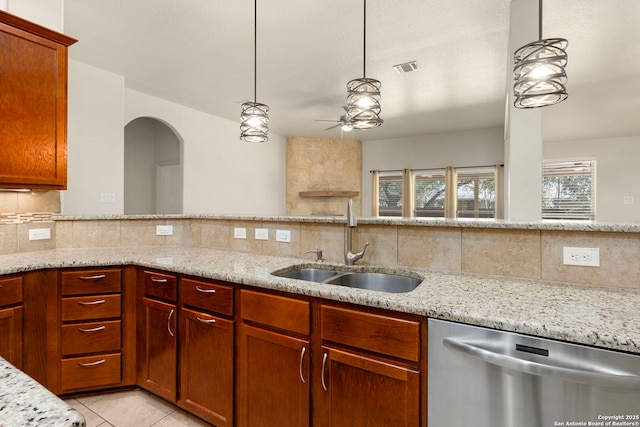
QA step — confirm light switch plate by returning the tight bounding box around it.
[255,228,269,240]
[276,230,291,243]
[29,228,51,240]
[100,193,116,203]
[234,227,247,239]
[156,225,173,236]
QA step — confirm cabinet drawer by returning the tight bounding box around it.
[181,278,234,316]
[61,320,121,356]
[240,290,310,336]
[0,277,22,306]
[61,295,121,321]
[61,269,121,295]
[61,353,121,391]
[321,305,421,362]
[143,270,177,302]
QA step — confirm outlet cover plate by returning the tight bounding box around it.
[29,228,51,240]
[156,225,173,236]
[255,228,269,240]
[563,247,600,267]
[234,228,247,239]
[276,230,291,243]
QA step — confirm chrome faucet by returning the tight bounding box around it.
[345,199,369,265]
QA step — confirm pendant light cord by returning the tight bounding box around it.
[363,0,367,78]
[538,0,542,40]
[253,0,257,103]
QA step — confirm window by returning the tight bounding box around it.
[377,172,403,217]
[373,165,499,219]
[456,167,497,218]
[414,169,446,217]
[542,160,595,220]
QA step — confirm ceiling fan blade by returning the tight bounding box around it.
[324,123,342,130]
[314,119,340,122]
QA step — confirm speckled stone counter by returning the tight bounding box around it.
[1,246,639,355]
[0,357,85,427]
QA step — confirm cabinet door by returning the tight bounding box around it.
[0,12,76,189]
[0,306,23,368]
[238,324,310,427]
[179,308,234,427]
[317,347,420,427]
[140,297,177,401]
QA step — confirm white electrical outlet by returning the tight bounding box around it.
[156,225,173,236]
[563,247,600,267]
[623,196,634,205]
[275,230,291,243]
[255,228,269,240]
[234,227,247,239]
[100,193,116,203]
[29,228,51,241]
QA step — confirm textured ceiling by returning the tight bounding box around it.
[64,0,640,142]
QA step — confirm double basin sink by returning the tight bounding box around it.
[272,265,423,294]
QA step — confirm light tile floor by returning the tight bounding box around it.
[64,388,214,427]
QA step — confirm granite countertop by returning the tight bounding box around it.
[0,357,85,427]
[1,246,639,355]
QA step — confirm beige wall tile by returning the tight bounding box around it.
[0,193,18,212]
[357,224,398,266]
[542,231,640,288]
[55,221,73,249]
[166,219,201,247]
[262,222,301,258]
[201,219,230,249]
[0,225,17,255]
[120,220,165,247]
[17,222,56,252]
[17,191,60,213]
[72,220,121,248]
[398,226,461,272]
[300,223,344,263]
[228,220,263,253]
[462,228,541,278]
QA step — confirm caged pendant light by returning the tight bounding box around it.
[346,0,383,129]
[240,0,269,142]
[513,0,568,108]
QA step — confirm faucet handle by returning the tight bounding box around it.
[305,249,323,262]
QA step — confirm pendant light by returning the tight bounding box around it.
[513,0,568,109]
[346,0,383,129]
[240,0,269,142]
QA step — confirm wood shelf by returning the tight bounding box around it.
[298,191,359,198]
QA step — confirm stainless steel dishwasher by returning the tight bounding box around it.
[428,319,640,427]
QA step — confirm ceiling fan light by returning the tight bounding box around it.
[240,101,269,143]
[346,77,383,129]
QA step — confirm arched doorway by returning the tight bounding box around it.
[124,117,183,214]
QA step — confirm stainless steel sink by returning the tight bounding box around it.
[272,266,422,293]
[275,267,340,282]
[325,272,422,293]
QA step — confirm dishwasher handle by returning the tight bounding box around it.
[443,337,640,390]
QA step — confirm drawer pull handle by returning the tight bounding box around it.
[151,277,168,283]
[78,299,106,306]
[321,352,328,391]
[78,326,106,333]
[78,359,106,367]
[195,286,216,294]
[299,347,307,384]
[78,274,107,281]
[167,308,175,337]
[196,316,216,324]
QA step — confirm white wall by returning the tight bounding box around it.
[362,127,504,216]
[544,136,640,223]
[63,60,125,215]
[125,90,287,215]
[1,0,63,32]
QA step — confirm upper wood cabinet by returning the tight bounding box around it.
[0,10,77,190]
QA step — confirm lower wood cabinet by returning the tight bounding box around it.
[238,290,311,427]
[0,276,23,369]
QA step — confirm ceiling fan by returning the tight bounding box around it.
[314,114,353,131]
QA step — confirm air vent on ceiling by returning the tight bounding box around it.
[393,61,419,73]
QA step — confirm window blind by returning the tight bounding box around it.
[542,160,595,220]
